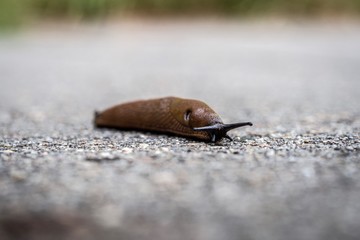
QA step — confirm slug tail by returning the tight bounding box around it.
[93,111,100,127]
[94,111,100,118]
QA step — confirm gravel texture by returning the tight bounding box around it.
[0,20,360,240]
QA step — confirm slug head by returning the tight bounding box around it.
[170,98,222,129]
[170,98,252,142]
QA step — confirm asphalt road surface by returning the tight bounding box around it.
[0,20,360,240]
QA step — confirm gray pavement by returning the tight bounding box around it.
[0,20,360,240]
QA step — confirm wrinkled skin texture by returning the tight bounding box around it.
[95,97,223,141]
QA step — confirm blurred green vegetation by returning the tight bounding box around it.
[1,0,360,27]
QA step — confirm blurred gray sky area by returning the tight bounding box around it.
[0,19,360,122]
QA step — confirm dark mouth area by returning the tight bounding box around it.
[208,131,227,142]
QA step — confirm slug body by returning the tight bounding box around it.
[95,97,252,142]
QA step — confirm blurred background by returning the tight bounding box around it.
[1,0,359,116]
[1,0,360,28]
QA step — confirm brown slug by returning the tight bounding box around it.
[94,97,252,142]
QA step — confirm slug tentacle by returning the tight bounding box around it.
[225,134,233,141]
[193,122,252,142]
[94,97,252,142]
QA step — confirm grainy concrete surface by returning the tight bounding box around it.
[0,20,360,240]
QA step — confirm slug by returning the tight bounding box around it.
[94,97,252,142]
